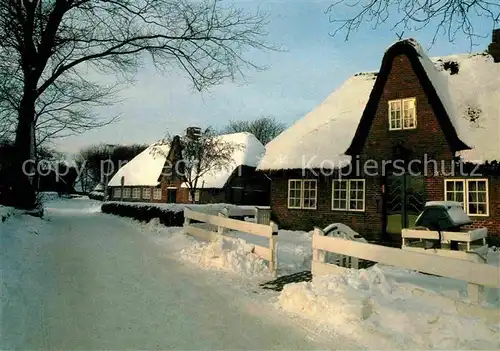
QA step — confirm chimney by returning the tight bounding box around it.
[488,28,500,62]
[185,126,201,140]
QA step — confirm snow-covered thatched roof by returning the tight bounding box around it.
[258,39,500,171]
[108,132,265,188]
[181,132,265,189]
[108,142,171,187]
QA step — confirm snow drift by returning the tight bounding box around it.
[279,264,500,349]
[180,236,270,277]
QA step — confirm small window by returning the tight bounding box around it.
[188,190,200,203]
[132,188,141,199]
[153,188,162,200]
[142,187,151,200]
[444,179,489,216]
[113,188,122,198]
[332,179,365,212]
[122,188,131,198]
[287,179,317,209]
[389,98,416,130]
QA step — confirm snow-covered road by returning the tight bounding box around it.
[1,199,343,350]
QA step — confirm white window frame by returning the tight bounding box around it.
[287,179,317,210]
[332,179,366,212]
[122,188,131,198]
[113,188,121,198]
[388,98,417,131]
[132,187,141,199]
[142,187,151,200]
[444,179,489,216]
[153,188,162,200]
[188,190,200,203]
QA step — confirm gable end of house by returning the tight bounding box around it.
[346,40,471,156]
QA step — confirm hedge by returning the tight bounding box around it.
[101,202,184,226]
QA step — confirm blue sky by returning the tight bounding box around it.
[55,0,495,154]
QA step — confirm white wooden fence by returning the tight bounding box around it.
[221,206,271,225]
[184,207,277,274]
[312,228,500,303]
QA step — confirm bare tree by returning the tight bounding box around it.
[161,127,241,203]
[75,143,147,192]
[0,0,270,208]
[326,0,500,46]
[222,116,286,145]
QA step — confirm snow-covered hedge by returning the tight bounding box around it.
[102,201,263,227]
[88,191,104,201]
[101,202,184,226]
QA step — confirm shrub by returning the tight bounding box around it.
[101,202,184,226]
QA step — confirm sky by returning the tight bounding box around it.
[54,0,496,155]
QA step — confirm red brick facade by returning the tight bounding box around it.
[271,53,500,240]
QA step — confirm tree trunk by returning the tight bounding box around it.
[10,87,37,208]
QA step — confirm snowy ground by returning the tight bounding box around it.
[124,209,500,349]
[0,198,348,349]
[2,198,499,349]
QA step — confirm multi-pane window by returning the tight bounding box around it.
[389,98,416,130]
[188,190,201,203]
[444,179,488,216]
[122,188,131,198]
[332,179,366,211]
[332,180,348,210]
[467,180,488,216]
[142,187,151,200]
[113,188,122,198]
[132,187,141,199]
[445,180,465,206]
[287,179,317,209]
[153,188,162,200]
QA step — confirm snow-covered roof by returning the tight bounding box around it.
[108,142,171,187]
[108,132,264,188]
[258,40,500,170]
[429,53,500,162]
[181,132,265,189]
[406,38,500,162]
[257,74,377,170]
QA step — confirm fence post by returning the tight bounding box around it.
[268,220,278,276]
[313,227,326,263]
[217,208,228,236]
[467,283,485,304]
[256,207,271,225]
[183,208,191,229]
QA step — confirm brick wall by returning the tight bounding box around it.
[362,54,454,164]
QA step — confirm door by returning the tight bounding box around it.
[385,174,425,235]
[167,189,177,203]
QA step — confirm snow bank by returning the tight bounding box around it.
[180,236,270,277]
[0,205,15,221]
[226,229,313,275]
[139,219,198,253]
[136,218,271,277]
[279,265,500,349]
